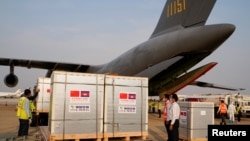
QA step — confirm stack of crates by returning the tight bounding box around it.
[45,71,148,141]
[36,77,51,126]
[36,77,51,113]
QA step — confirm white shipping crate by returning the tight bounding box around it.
[179,102,214,140]
[104,75,148,137]
[36,77,51,112]
[48,71,148,140]
[49,71,105,136]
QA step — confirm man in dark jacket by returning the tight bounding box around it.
[20,86,40,127]
[30,86,40,127]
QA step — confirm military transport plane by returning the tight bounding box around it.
[0,0,242,98]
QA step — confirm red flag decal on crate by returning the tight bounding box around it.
[120,93,128,99]
[70,90,80,97]
[180,111,187,116]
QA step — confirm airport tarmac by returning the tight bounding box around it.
[1,98,250,141]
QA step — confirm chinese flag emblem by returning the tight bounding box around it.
[120,93,128,99]
[70,90,80,97]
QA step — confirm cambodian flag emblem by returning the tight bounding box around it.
[128,93,136,99]
[81,91,90,97]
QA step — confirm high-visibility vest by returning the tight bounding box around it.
[149,101,153,107]
[30,100,36,112]
[219,103,227,114]
[152,101,156,108]
[158,102,162,110]
[17,97,30,120]
[29,100,36,118]
[236,106,242,115]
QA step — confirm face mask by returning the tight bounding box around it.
[169,98,172,102]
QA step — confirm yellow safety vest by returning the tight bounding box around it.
[17,97,30,120]
[30,100,36,112]
[236,106,242,115]
[158,102,162,110]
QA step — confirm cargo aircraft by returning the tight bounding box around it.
[0,89,22,98]
[0,0,242,98]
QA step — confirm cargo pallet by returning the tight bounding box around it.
[103,132,148,141]
[39,126,148,141]
[36,110,49,115]
[179,135,207,141]
[35,110,49,126]
[39,126,102,141]
[179,139,207,141]
[50,134,103,141]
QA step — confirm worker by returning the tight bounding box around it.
[236,103,242,122]
[217,100,228,125]
[16,89,32,140]
[157,100,163,118]
[29,87,40,127]
[227,102,236,123]
[20,86,40,127]
[168,94,180,141]
[163,94,171,141]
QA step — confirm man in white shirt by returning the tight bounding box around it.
[168,93,180,141]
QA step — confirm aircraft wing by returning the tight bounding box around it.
[0,58,90,77]
[190,81,245,91]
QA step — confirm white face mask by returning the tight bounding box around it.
[169,97,172,103]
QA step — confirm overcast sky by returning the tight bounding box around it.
[0,0,249,95]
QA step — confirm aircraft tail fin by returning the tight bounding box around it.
[150,0,216,38]
[15,89,22,94]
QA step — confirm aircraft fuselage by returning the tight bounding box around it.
[89,24,235,78]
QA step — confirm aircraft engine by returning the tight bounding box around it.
[4,73,18,87]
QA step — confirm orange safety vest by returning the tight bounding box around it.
[219,103,227,114]
[163,100,169,121]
